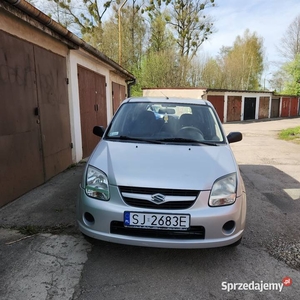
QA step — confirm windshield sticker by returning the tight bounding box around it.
[110,132,119,136]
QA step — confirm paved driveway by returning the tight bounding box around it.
[0,118,299,300]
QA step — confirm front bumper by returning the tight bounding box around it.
[77,185,246,249]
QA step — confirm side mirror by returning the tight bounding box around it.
[93,126,105,137]
[227,132,242,143]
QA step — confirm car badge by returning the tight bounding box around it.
[150,193,166,204]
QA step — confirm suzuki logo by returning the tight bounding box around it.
[150,193,166,204]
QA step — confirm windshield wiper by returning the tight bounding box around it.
[106,135,163,144]
[157,138,219,146]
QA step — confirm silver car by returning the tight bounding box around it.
[77,97,246,248]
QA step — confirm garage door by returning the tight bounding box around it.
[34,46,72,180]
[112,82,126,114]
[271,98,280,118]
[244,97,256,120]
[207,95,224,122]
[259,97,269,119]
[0,31,72,207]
[227,96,242,122]
[78,66,107,158]
[281,98,290,117]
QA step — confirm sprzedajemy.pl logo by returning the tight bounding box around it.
[222,277,292,293]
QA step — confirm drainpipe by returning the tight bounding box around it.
[126,78,136,98]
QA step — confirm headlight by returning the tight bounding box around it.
[85,166,110,200]
[209,173,237,206]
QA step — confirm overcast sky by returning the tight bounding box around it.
[200,0,300,77]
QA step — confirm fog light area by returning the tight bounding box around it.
[222,220,235,235]
[84,212,95,225]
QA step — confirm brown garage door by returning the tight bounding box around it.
[207,95,224,122]
[34,46,72,180]
[259,97,269,119]
[112,82,126,114]
[271,98,280,118]
[227,96,242,122]
[0,31,43,207]
[0,31,72,207]
[78,66,107,158]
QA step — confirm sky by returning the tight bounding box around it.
[200,0,300,81]
[33,0,300,87]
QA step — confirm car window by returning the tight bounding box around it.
[106,102,225,143]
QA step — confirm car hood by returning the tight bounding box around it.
[88,141,237,190]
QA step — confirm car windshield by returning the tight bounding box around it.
[105,102,225,143]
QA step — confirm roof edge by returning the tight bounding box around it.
[3,0,135,81]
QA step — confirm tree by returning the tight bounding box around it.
[272,15,300,95]
[217,29,264,90]
[145,0,216,60]
[278,14,300,61]
[119,2,146,70]
[148,12,175,53]
[86,21,119,61]
[31,0,75,29]
[45,0,113,36]
[198,57,223,88]
[268,69,286,93]
[170,0,215,60]
[82,1,146,71]
[282,54,300,95]
[138,50,183,88]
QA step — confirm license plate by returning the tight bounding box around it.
[124,212,190,230]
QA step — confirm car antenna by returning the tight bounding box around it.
[160,91,169,100]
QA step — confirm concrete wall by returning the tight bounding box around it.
[0,6,68,58]
[143,88,206,99]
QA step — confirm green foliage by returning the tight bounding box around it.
[144,0,216,60]
[278,126,300,144]
[138,51,181,88]
[211,29,264,90]
[36,1,271,91]
[282,54,300,95]
[148,13,176,53]
[49,0,112,34]
[199,58,223,88]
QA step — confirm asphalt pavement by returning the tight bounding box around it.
[0,161,90,300]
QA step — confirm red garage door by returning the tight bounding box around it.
[207,95,224,122]
[281,98,290,117]
[290,97,298,117]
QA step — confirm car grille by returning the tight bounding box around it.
[118,186,199,210]
[110,221,205,240]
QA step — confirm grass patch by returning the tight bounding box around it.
[278,126,300,144]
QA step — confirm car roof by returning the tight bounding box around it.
[124,97,212,107]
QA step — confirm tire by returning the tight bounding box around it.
[227,237,242,247]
